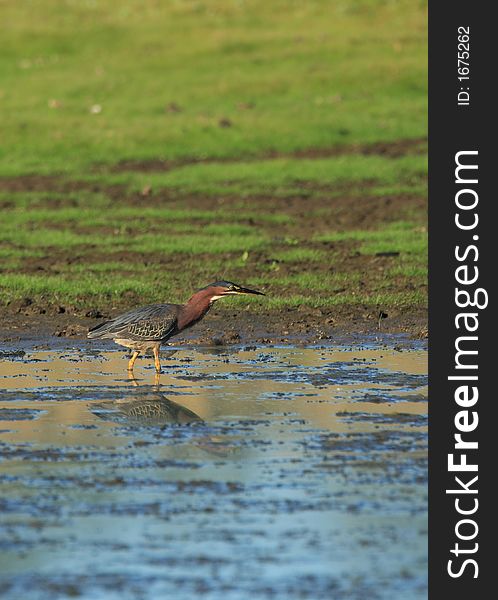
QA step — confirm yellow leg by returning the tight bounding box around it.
[127,351,140,371]
[153,346,161,373]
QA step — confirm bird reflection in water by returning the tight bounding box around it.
[91,373,235,456]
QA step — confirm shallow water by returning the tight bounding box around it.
[0,341,427,599]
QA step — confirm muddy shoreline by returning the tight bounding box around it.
[0,305,428,350]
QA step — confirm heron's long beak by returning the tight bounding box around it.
[235,286,265,296]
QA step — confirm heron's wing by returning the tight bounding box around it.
[87,304,180,341]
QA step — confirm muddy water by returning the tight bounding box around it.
[0,341,427,599]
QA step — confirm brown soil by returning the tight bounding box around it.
[0,305,428,349]
[107,137,427,173]
[0,175,125,197]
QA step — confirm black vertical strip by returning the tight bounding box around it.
[429,2,492,597]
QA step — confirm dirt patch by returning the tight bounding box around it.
[107,137,427,173]
[0,175,126,197]
[0,174,61,193]
[112,186,427,230]
[2,187,425,233]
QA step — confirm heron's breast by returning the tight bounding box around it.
[114,339,158,352]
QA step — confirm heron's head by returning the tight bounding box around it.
[201,281,265,303]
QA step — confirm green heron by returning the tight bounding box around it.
[87,280,264,372]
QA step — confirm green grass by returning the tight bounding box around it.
[0,271,426,310]
[316,221,427,258]
[0,0,427,316]
[78,153,427,198]
[0,273,157,304]
[0,0,427,175]
[0,227,268,255]
[388,263,427,278]
[259,290,427,310]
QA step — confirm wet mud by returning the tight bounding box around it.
[0,339,427,599]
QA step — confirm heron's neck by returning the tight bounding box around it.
[178,290,215,330]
